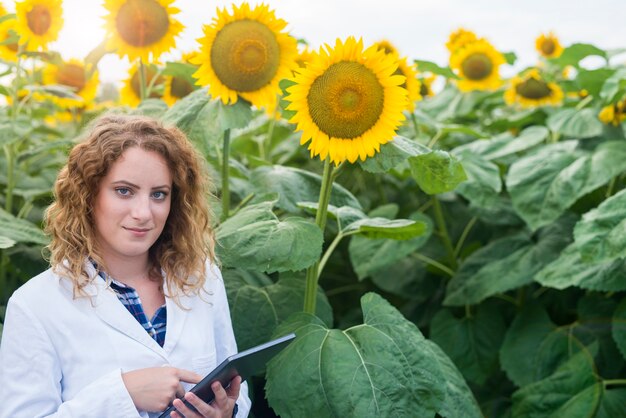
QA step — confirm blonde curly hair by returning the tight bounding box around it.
[45,114,215,297]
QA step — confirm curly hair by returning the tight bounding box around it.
[45,114,215,298]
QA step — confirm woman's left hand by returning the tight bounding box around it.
[170,376,241,418]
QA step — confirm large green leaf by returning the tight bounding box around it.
[574,188,626,263]
[596,388,626,418]
[535,243,626,291]
[360,135,430,174]
[547,108,603,139]
[550,43,607,67]
[430,305,506,385]
[409,150,467,195]
[507,141,626,230]
[413,59,459,79]
[223,269,332,351]
[444,218,572,306]
[0,208,47,245]
[265,293,478,418]
[454,126,549,162]
[453,151,501,208]
[250,165,362,213]
[500,304,556,387]
[600,67,626,103]
[612,298,626,361]
[511,345,602,418]
[349,212,433,280]
[215,201,323,273]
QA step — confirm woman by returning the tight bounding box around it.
[0,114,250,417]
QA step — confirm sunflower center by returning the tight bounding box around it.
[211,19,280,92]
[461,53,493,80]
[541,39,555,56]
[170,77,194,98]
[515,77,552,99]
[116,0,170,47]
[307,61,384,139]
[27,5,51,36]
[56,64,86,91]
[131,68,163,98]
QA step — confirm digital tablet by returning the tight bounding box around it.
[158,333,296,417]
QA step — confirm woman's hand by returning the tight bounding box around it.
[170,376,242,418]
[122,366,203,412]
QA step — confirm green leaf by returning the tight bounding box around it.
[444,218,572,306]
[503,51,517,65]
[409,150,467,195]
[453,151,501,208]
[0,117,33,146]
[215,201,323,273]
[266,293,459,418]
[612,298,626,361]
[349,212,433,280]
[360,135,430,174]
[574,188,626,263]
[550,43,607,67]
[455,126,549,162]
[575,68,616,98]
[600,67,626,103]
[511,345,602,418]
[0,236,16,249]
[507,141,626,230]
[596,388,626,418]
[223,269,332,351]
[345,217,427,240]
[162,61,198,81]
[547,108,603,139]
[131,98,168,118]
[250,165,362,213]
[0,208,47,246]
[413,59,459,79]
[430,305,506,385]
[500,304,556,387]
[535,243,626,291]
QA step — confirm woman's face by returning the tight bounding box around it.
[93,146,173,265]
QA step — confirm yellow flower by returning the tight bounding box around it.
[103,0,184,62]
[598,101,626,126]
[504,69,564,108]
[0,18,19,62]
[162,73,195,106]
[120,62,164,107]
[192,2,298,110]
[450,38,505,92]
[0,2,7,15]
[373,39,399,56]
[535,32,563,59]
[41,58,99,108]
[295,45,315,69]
[446,28,478,53]
[417,73,437,98]
[374,40,421,112]
[285,37,407,165]
[15,0,63,51]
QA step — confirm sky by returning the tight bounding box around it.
[13,0,626,85]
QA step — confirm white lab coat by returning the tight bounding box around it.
[0,261,251,418]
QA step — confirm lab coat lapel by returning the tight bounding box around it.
[87,271,170,361]
[162,280,191,355]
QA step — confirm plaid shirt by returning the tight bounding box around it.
[97,269,167,347]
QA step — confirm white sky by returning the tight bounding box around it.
[14,0,626,85]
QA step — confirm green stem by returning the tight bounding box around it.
[262,112,277,161]
[432,196,458,270]
[0,251,7,304]
[317,232,344,279]
[4,144,15,213]
[410,113,420,139]
[221,129,231,221]
[428,130,443,148]
[606,177,617,198]
[138,59,147,102]
[411,252,455,277]
[575,94,594,110]
[603,379,626,387]
[231,193,255,217]
[303,158,335,314]
[454,216,477,258]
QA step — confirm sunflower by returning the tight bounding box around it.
[15,0,63,51]
[417,73,437,97]
[535,32,563,59]
[0,18,19,62]
[295,45,315,69]
[0,2,6,15]
[192,2,298,110]
[103,0,183,62]
[504,69,564,108]
[374,41,421,112]
[162,73,195,106]
[285,37,407,165]
[120,62,164,107]
[446,28,478,53]
[598,100,626,126]
[373,39,399,56]
[450,38,505,92]
[41,58,99,108]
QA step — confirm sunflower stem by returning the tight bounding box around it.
[410,113,421,139]
[138,59,147,102]
[575,94,593,111]
[454,216,477,258]
[262,111,277,161]
[411,253,455,277]
[303,158,335,314]
[432,196,458,270]
[221,129,231,221]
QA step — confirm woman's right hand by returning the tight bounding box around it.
[122,366,203,412]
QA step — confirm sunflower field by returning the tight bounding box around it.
[1,0,626,417]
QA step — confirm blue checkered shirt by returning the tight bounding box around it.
[97,270,167,347]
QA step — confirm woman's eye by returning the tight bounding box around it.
[152,191,167,200]
[115,187,131,196]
